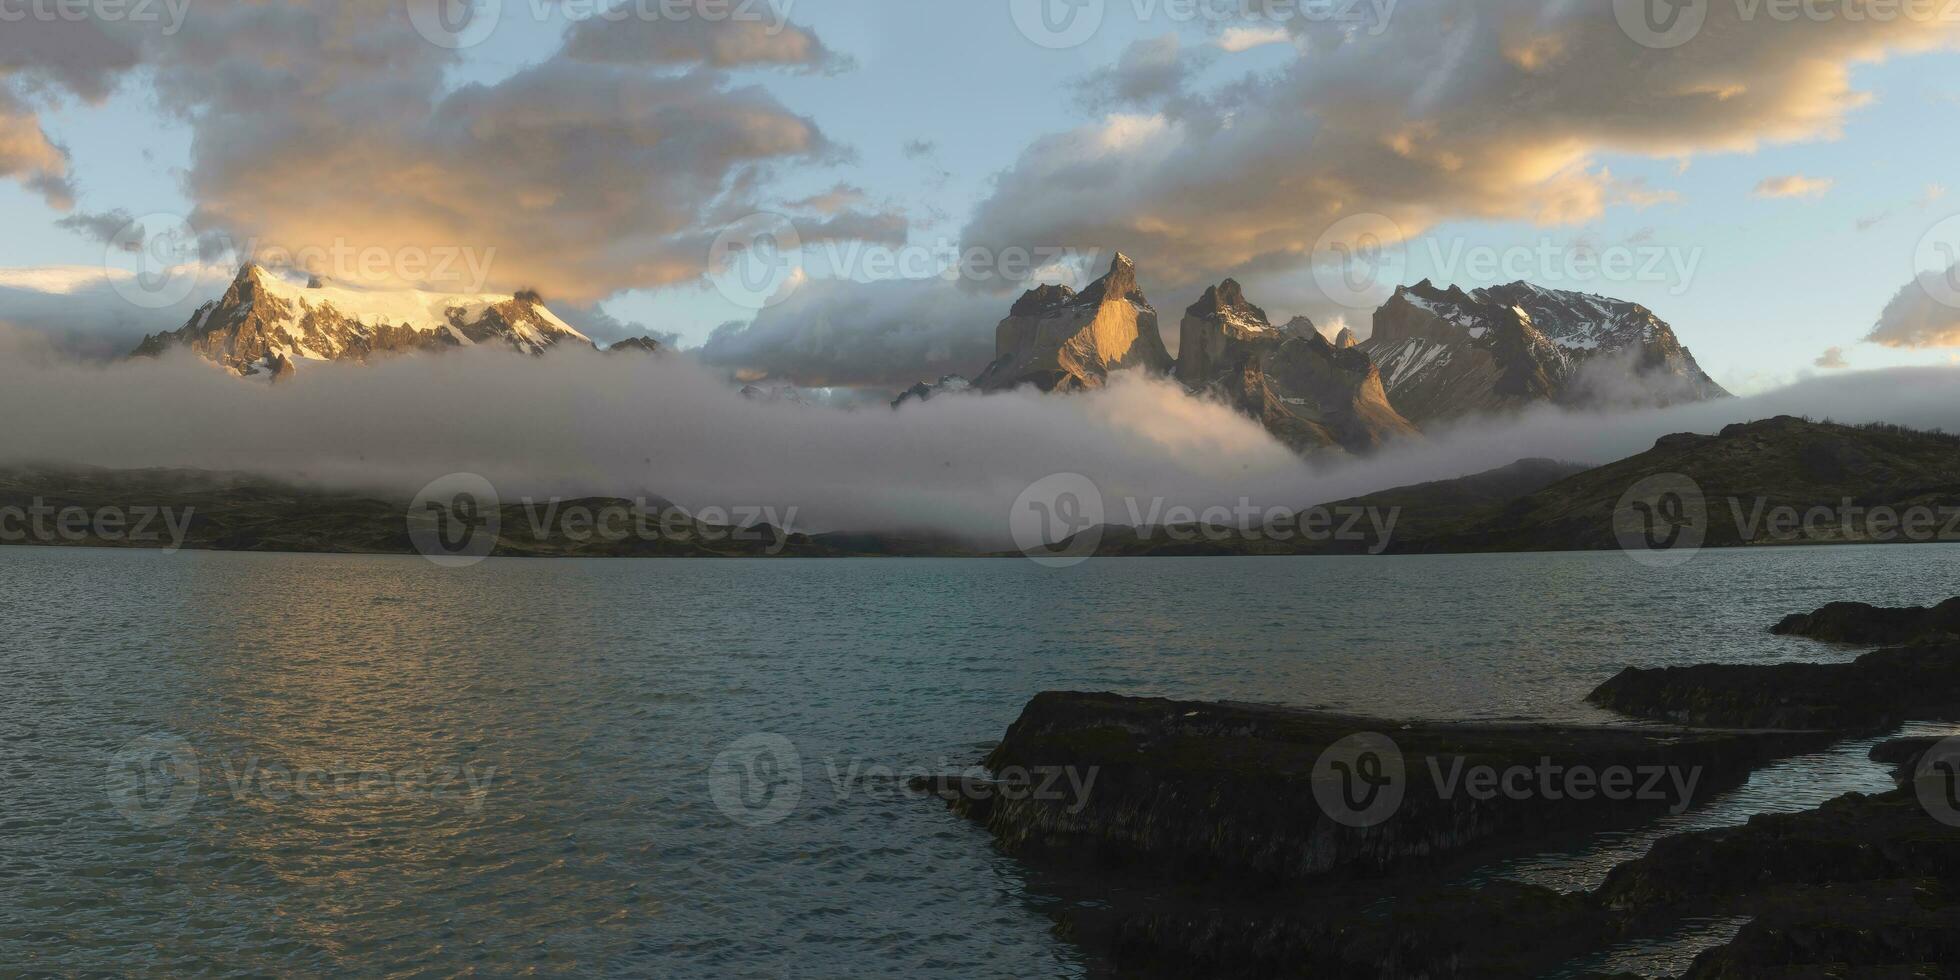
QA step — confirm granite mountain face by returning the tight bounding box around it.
[1358,280,1728,424]
[136,263,1731,464]
[132,264,594,376]
[972,253,1174,393]
[1174,279,1419,456]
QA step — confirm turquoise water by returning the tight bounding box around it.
[2,544,1955,976]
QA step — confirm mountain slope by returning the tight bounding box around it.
[973,254,1173,392]
[1424,417,1960,553]
[132,265,592,376]
[1175,279,1419,456]
[1358,280,1726,423]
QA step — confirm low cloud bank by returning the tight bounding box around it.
[3,331,1958,546]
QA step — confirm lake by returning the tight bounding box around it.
[3,544,1956,975]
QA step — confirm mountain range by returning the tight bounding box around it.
[136,259,1729,457]
[131,264,658,377]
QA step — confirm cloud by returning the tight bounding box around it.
[560,0,849,73]
[8,332,1960,546]
[786,183,871,215]
[7,1,891,307]
[1814,346,1850,369]
[1076,35,1201,110]
[54,208,141,249]
[0,18,146,205]
[0,338,1315,544]
[0,94,72,207]
[551,301,681,350]
[1217,26,1292,53]
[0,265,225,359]
[1867,266,1960,348]
[963,0,1958,297]
[697,277,1002,388]
[1754,175,1835,199]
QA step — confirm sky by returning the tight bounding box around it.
[4,0,1960,396]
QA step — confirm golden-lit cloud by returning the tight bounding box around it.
[1755,175,1836,199]
[964,0,1960,295]
[7,1,900,303]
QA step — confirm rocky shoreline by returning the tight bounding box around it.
[920,602,1960,977]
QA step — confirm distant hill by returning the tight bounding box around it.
[1416,416,1960,553]
[5,418,1957,559]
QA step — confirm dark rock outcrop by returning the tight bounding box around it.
[1596,788,1960,977]
[972,254,1173,393]
[1773,597,1960,645]
[1587,643,1960,731]
[605,336,664,355]
[941,692,1825,885]
[891,374,971,409]
[918,690,1957,978]
[1174,280,1419,456]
